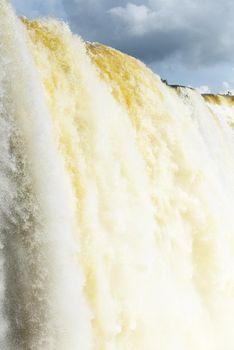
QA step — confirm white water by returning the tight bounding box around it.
[1,1,234,349]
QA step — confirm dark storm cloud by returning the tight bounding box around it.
[62,0,234,66]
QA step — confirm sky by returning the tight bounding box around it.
[11,0,234,93]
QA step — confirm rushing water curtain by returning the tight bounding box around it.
[1,1,234,349]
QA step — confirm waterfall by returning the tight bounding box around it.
[1,1,234,349]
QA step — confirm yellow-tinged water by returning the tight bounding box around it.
[1,1,234,349]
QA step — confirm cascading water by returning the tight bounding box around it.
[1,1,234,349]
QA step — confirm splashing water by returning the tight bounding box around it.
[1,1,234,349]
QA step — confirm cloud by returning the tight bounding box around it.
[196,85,211,94]
[62,0,234,67]
[12,0,66,19]
[109,3,156,35]
[222,81,234,95]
